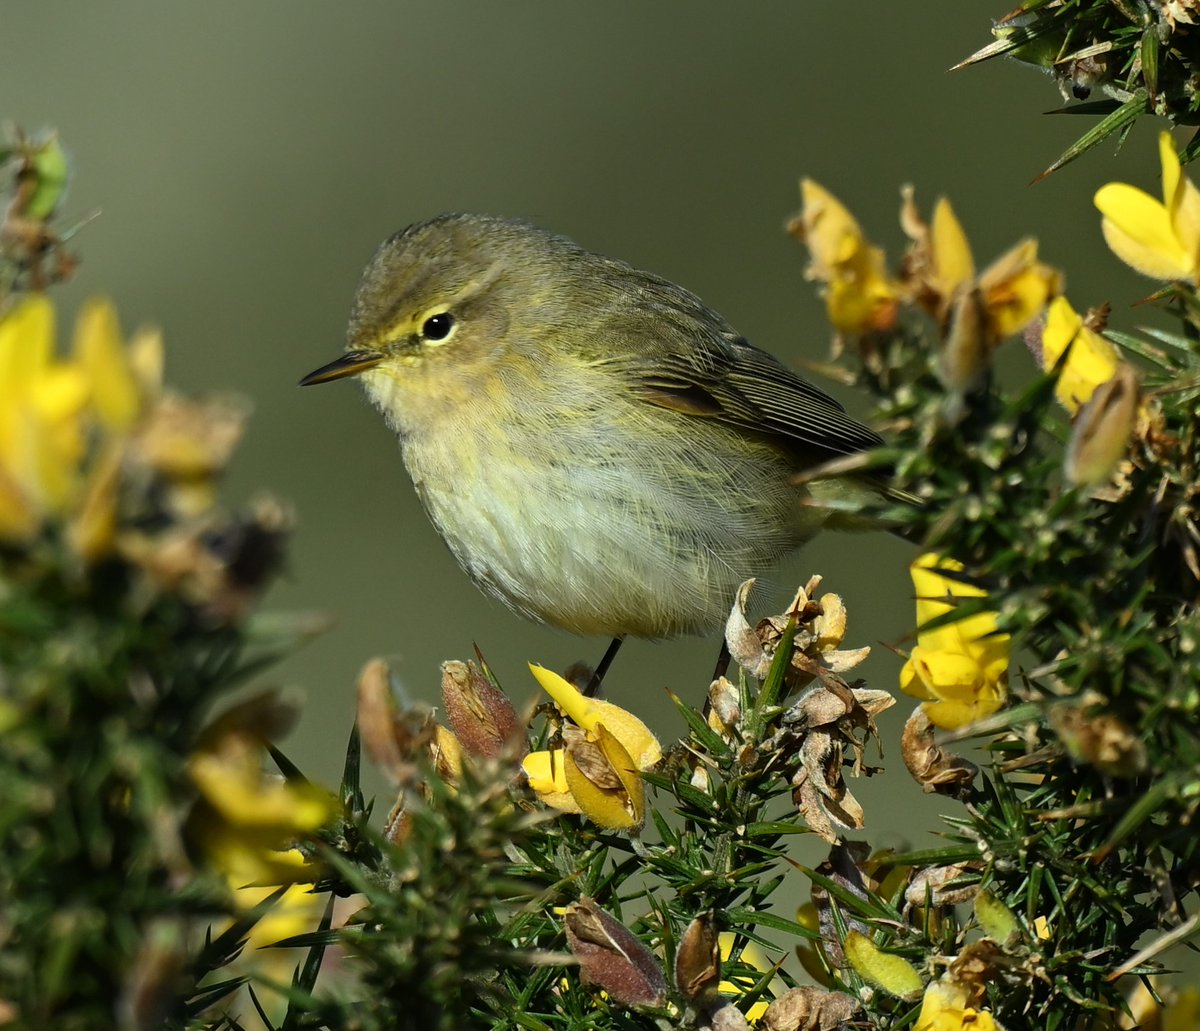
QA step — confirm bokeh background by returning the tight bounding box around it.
[2,4,1158,854]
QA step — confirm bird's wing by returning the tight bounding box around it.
[604,286,883,462]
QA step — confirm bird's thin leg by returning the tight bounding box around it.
[584,636,624,697]
[701,639,732,720]
[710,640,731,683]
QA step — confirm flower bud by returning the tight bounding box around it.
[974,889,1019,945]
[842,931,923,999]
[1063,362,1139,487]
[21,132,69,221]
[938,285,988,394]
[355,658,431,786]
[706,677,741,737]
[440,659,526,761]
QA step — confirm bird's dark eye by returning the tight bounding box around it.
[421,312,454,341]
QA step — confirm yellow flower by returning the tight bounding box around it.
[1095,132,1200,283]
[0,295,148,555]
[225,869,325,1027]
[72,298,144,430]
[902,191,1061,364]
[190,695,332,887]
[900,553,1009,731]
[1039,297,1122,414]
[233,881,322,952]
[521,664,661,830]
[916,978,1003,1031]
[0,296,89,537]
[792,179,901,335]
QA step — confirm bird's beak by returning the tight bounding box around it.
[299,349,384,386]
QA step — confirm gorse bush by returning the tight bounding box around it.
[1,6,1199,1027]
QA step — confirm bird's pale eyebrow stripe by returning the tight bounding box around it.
[378,259,508,343]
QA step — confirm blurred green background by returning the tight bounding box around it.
[2,3,1158,855]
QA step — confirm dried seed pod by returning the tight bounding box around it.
[901,707,978,797]
[761,986,859,1031]
[563,898,667,1010]
[674,912,721,1004]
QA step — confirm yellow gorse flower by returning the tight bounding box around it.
[521,664,661,830]
[900,553,1009,731]
[0,295,157,556]
[915,978,1003,1031]
[189,695,332,888]
[793,179,901,335]
[1094,132,1200,284]
[190,752,330,888]
[903,193,1062,348]
[1039,296,1122,414]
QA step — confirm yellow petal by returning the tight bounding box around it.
[521,748,581,812]
[800,178,866,272]
[128,326,165,396]
[1160,130,1183,213]
[528,663,593,725]
[905,553,1009,728]
[899,657,936,701]
[1060,325,1121,411]
[0,295,55,400]
[908,648,985,697]
[1173,175,1200,274]
[1095,182,1196,280]
[826,245,899,335]
[797,179,900,335]
[190,753,330,832]
[910,552,985,627]
[717,934,775,1018]
[979,240,1060,339]
[66,441,123,562]
[200,819,325,887]
[1163,131,1200,276]
[73,297,141,430]
[564,723,642,830]
[237,881,321,950]
[931,198,975,291]
[10,402,83,513]
[922,683,1006,731]
[1040,296,1081,370]
[915,978,1001,1031]
[1041,298,1121,413]
[31,364,90,423]
[523,748,569,794]
[528,663,661,770]
[432,724,464,783]
[909,552,1007,662]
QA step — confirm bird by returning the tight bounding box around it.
[301,213,893,668]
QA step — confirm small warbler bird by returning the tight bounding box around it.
[302,214,892,642]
